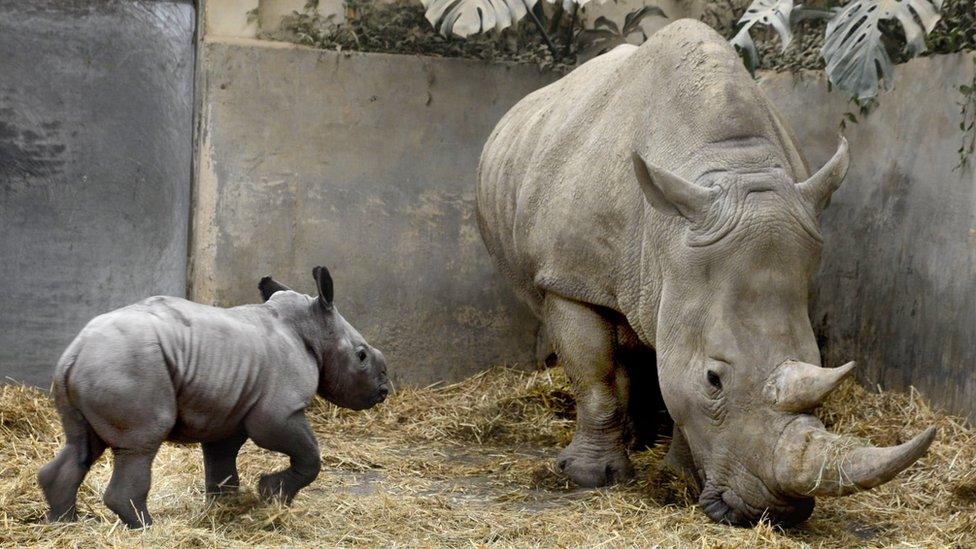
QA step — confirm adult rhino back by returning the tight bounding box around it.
[477,20,807,322]
[476,19,935,526]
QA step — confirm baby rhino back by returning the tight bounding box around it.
[64,296,305,446]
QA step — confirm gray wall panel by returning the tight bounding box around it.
[0,0,195,386]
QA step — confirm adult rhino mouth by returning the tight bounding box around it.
[699,479,814,527]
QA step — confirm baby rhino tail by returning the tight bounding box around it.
[38,341,107,522]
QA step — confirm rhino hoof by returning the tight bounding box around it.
[557,447,634,487]
[257,474,289,503]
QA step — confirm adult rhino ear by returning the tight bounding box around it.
[312,266,334,308]
[258,276,292,301]
[796,137,850,216]
[632,150,718,221]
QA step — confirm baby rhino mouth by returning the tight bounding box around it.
[699,480,814,527]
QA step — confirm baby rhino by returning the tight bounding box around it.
[39,266,389,528]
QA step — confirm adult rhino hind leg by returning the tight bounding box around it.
[202,432,248,499]
[544,294,633,487]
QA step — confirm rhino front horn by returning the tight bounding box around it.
[765,360,856,412]
[775,418,937,498]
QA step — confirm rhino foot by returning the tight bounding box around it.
[557,442,634,487]
[257,473,294,504]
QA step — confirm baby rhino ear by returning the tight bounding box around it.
[312,266,334,308]
[258,276,292,301]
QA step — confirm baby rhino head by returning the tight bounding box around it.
[259,266,390,411]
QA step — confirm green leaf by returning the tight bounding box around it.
[622,6,667,35]
[421,0,539,37]
[731,0,795,61]
[822,0,945,101]
[592,16,620,34]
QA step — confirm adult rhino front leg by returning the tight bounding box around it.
[544,294,633,487]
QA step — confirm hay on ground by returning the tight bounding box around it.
[0,367,973,547]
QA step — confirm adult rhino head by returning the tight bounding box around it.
[633,138,936,526]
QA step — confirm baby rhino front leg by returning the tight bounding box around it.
[247,411,321,504]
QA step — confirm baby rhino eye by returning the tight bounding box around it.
[356,348,368,363]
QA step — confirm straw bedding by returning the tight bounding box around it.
[1,367,973,547]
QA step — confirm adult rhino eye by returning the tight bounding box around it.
[356,348,368,363]
[706,370,722,390]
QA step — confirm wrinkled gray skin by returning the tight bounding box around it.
[477,20,935,526]
[38,267,389,528]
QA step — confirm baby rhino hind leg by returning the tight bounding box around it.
[76,367,175,528]
[38,407,106,522]
[103,447,161,528]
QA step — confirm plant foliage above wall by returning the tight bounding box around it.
[273,0,664,68]
[732,0,947,99]
[576,6,666,60]
[272,0,578,70]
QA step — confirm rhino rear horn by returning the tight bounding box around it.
[312,266,334,308]
[632,151,718,220]
[796,137,850,215]
[258,277,293,301]
[765,360,856,412]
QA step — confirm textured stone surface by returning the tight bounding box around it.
[192,38,555,386]
[0,0,195,387]
[760,53,976,421]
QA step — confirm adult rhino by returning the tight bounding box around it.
[476,19,935,526]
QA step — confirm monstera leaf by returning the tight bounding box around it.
[731,0,795,71]
[823,0,944,100]
[422,0,610,39]
[576,6,667,60]
[421,0,538,37]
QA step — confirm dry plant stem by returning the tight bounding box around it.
[522,0,560,58]
[564,3,579,57]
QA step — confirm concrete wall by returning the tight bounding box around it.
[759,54,976,421]
[0,0,196,386]
[192,38,555,386]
